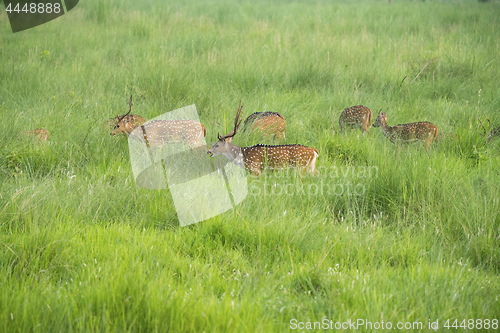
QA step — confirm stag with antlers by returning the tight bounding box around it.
[207,102,318,176]
[110,95,146,136]
[111,95,206,149]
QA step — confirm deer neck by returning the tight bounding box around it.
[125,122,136,134]
[379,120,394,138]
[222,142,244,168]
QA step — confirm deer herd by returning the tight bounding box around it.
[207,102,318,176]
[23,96,498,177]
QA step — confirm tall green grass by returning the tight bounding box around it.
[1,0,499,331]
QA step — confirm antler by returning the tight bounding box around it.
[219,101,244,141]
[478,116,490,135]
[377,107,389,116]
[117,95,133,122]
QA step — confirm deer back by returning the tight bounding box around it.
[241,144,318,174]
[132,119,206,148]
[24,129,50,142]
[124,114,146,128]
[225,111,286,142]
[339,105,373,132]
[390,122,438,142]
[250,112,287,139]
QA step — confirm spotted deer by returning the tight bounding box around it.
[135,119,207,148]
[478,116,500,143]
[110,95,146,136]
[373,111,438,150]
[208,102,318,176]
[225,111,286,142]
[24,129,50,142]
[107,114,146,137]
[338,105,373,134]
[112,96,206,148]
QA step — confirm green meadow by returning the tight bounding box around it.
[1,0,499,331]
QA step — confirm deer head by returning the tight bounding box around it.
[111,95,134,136]
[207,101,244,157]
[372,111,387,128]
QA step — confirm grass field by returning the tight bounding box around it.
[1,0,500,331]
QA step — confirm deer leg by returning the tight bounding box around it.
[425,137,432,151]
[308,155,318,174]
[424,132,434,150]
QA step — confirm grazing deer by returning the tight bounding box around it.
[112,96,206,148]
[225,111,286,142]
[24,129,50,142]
[208,102,318,176]
[373,111,438,150]
[478,116,500,143]
[338,105,373,134]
